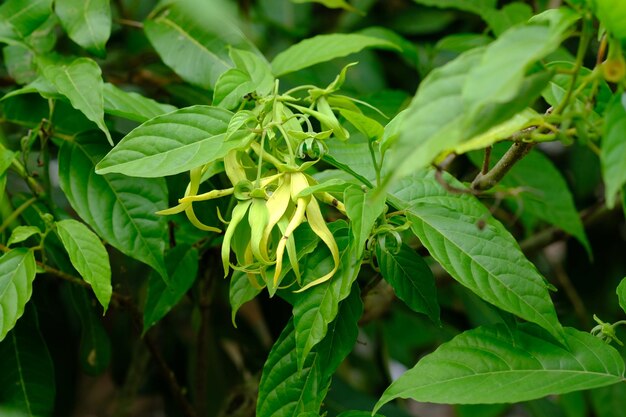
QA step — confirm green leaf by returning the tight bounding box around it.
[387,170,564,342]
[103,83,176,123]
[0,249,36,342]
[3,44,37,84]
[55,219,112,312]
[0,304,55,416]
[7,226,40,247]
[412,0,496,19]
[339,109,384,140]
[593,0,626,40]
[143,245,198,333]
[601,93,626,208]
[376,244,439,323]
[292,223,361,371]
[374,324,625,411]
[344,185,386,257]
[38,57,112,145]
[58,132,168,280]
[54,0,111,56]
[258,286,362,417]
[617,277,626,315]
[271,34,398,77]
[590,383,626,417]
[483,2,533,37]
[230,270,262,327]
[144,0,258,89]
[0,0,52,39]
[95,105,252,178]
[66,285,111,375]
[291,0,361,13]
[468,144,590,253]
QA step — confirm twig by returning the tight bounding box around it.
[0,197,37,234]
[471,142,534,191]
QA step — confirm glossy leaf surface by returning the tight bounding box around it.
[59,133,168,279]
[0,249,36,342]
[55,0,111,56]
[375,325,625,410]
[56,219,112,311]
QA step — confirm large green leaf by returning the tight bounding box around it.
[412,0,496,18]
[601,93,626,208]
[617,277,626,315]
[95,106,251,178]
[387,170,564,342]
[3,44,37,84]
[0,249,36,342]
[258,286,362,417]
[374,324,625,410]
[468,144,590,253]
[229,270,262,326]
[55,219,112,312]
[593,0,626,40]
[143,245,198,333]
[38,57,112,145]
[144,0,258,89]
[376,244,439,323]
[271,34,397,77]
[292,224,361,370]
[0,0,52,39]
[0,305,55,417]
[103,83,176,123]
[54,0,111,56]
[58,133,168,280]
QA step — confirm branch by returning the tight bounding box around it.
[471,142,534,191]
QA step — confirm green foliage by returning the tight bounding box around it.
[1,0,626,416]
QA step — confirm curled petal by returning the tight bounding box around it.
[249,198,272,264]
[222,200,252,277]
[273,197,307,286]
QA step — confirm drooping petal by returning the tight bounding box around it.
[222,200,252,277]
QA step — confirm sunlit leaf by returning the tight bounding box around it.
[55,219,112,311]
[374,324,625,410]
[0,249,36,342]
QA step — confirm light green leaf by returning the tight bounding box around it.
[95,105,252,178]
[213,68,253,110]
[0,249,36,342]
[292,223,361,370]
[344,185,386,257]
[230,47,274,96]
[55,219,112,312]
[593,0,626,40]
[54,0,111,56]
[468,144,590,253]
[230,270,262,326]
[144,0,258,89]
[271,34,398,77]
[7,226,40,247]
[412,0,496,18]
[617,277,626,315]
[388,170,564,342]
[39,57,112,145]
[377,244,439,323]
[291,0,360,13]
[143,245,198,333]
[2,44,37,84]
[66,285,111,375]
[374,324,625,411]
[0,0,52,39]
[258,286,362,417]
[58,132,168,280]
[0,304,55,416]
[601,93,626,208]
[483,2,533,37]
[339,108,384,140]
[103,83,176,123]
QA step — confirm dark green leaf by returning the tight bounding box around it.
[66,285,111,375]
[55,219,112,311]
[230,270,262,326]
[58,132,168,280]
[38,57,112,145]
[96,106,252,178]
[0,305,55,417]
[388,170,564,342]
[7,226,40,247]
[143,245,199,333]
[590,383,626,417]
[291,0,360,13]
[377,244,439,323]
[617,277,626,315]
[103,83,176,123]
[374,324,625,410]
[55,0,111,56]
[271,34,398,77]
[0,249,36,342]
[601,93,626,208]
[144,0,258,89]
[412,0,496,19]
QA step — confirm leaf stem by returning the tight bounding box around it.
[0,197,36,234]
[471,142,534,191]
